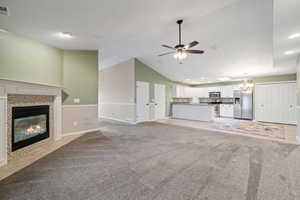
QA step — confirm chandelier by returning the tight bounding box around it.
[239,79,254,93]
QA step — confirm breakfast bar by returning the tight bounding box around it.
[171,103,215,122]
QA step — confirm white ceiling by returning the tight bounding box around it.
[0,0,298,84]
[274,0,300,75]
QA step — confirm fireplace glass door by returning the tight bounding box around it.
[12,105,49,151]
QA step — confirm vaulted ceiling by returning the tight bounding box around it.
[0,0,298,84]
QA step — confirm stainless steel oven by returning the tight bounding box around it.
[209,92,221,99]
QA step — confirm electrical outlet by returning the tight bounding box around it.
[73,98,80,104]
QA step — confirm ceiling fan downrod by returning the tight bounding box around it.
[177,19,183,45]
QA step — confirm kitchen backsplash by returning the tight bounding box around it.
[172,97,233,104]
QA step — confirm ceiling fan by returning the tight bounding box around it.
[159,19,204,63]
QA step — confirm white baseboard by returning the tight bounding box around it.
[100,116,136,125]
[62,104,98,108]
[296,136,300,144]
[0,159,7,167]
[135,117,170,124]
[63,128,102,137]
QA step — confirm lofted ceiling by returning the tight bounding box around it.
[0,0,298,84]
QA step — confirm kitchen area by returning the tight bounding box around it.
[171,84,253,122]
[164,81,297,143]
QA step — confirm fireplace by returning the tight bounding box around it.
[12,105,50,152]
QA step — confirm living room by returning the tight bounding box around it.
[1,0,300,199]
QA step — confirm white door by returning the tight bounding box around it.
[255,82,296,124]
[284,83,296,124]
[154,84,166,120]
[136,81,150,122]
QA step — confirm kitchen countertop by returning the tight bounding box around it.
[171,102,233,105]
[171,103,215,106]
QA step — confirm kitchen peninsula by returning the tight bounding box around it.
[171,103,216,122]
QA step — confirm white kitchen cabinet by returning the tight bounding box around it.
[255,82,296,125]
[220,85,234,98]
[174,85,189,97]
[190,87,202,98]
[232,85,240,91]
[174,85,183,97]
[172,84,177,97]
[184,86,193,97]
[173,84,237,98]
[201,87,209,97]
[207,87,216,92]
[220,104,234,117]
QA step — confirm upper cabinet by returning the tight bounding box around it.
[173,84,191,98]
[173,84,239,98]
[184,86,195,98]
[220,85,234,98]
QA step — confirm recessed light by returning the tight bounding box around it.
[0,28,8,33]
[218,77,231,81]
[284,50,295,55]
[288,33,300,39]
[55,32,73,39]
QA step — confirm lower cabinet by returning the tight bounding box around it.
[220,104,234,118]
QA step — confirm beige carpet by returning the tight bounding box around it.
[211,121,285,139]
[1,121,300,200]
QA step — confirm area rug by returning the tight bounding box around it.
[211,121,285,139]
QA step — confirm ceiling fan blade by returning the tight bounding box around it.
[158,51,175,56]
[185,49,204,54]
[162,45,176,50]
[184,41,199,49]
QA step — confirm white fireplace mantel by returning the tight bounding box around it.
[0,79,63,167]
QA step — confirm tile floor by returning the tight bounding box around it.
[159,117,297,144]
[0,134,82,181]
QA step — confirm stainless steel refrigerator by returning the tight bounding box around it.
[233,90,253,120]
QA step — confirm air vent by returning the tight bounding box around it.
[0,6,9,16]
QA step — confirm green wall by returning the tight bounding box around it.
[0,32,63,86]
[134,59,173,116]
[252,74,296,83]
[62,50,98,105]
[0,32,98,105]
[192,74,296,88]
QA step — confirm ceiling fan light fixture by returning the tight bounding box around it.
[174,51,187,61]
[159,20,204,61]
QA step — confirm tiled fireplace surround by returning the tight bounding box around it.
[0,79,62,167]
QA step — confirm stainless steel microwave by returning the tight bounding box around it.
[209,92,221,99]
